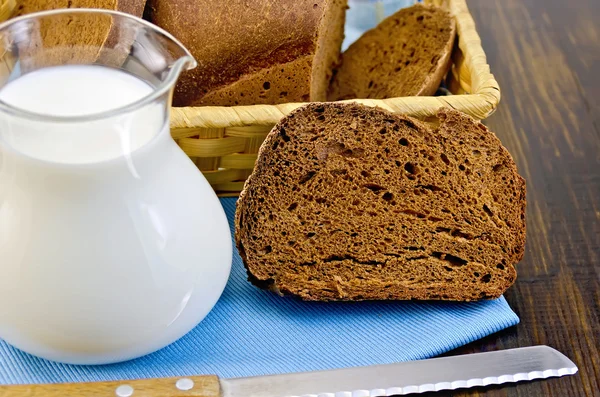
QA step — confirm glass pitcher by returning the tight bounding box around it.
[0,9,232,364]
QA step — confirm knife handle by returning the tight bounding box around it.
[0,375,220,397]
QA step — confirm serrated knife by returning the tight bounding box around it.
[0,346,577,397]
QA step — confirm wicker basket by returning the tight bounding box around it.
[0,0,499,196]
[170,0,500,196]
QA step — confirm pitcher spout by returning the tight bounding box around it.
[125,10,198,91]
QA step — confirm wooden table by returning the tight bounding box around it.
[0,1,597,396]
[432,1,600,396]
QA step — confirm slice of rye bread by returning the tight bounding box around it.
[235,103,526,302]
[328,3,456,101]
[13,0,146,69]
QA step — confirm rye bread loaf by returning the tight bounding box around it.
[235,103,526,301]
[145,0,347,107]
[12,0,147,68]
[328,4,455,101]
[13,0,145,17]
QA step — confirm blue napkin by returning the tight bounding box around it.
[0,198,518,385]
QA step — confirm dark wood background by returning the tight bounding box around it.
[427,0,600,396]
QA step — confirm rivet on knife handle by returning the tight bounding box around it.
[0,375,221,397]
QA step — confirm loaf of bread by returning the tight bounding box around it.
[145,0,347,107]
[13,0,146,17]
[329,4,455,100]
[13,0,147,68]
[235,103,526,301]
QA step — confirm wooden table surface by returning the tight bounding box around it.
[430,1,600,396]
[1,1,598,396]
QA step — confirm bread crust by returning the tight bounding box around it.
[13,0,145,16]
[13,0,147,68]
[146,0,347,106]
[415,16,456,96]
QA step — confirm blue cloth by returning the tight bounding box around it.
[344,0,422,50]
[0,198,518,384]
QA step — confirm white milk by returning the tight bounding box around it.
[0,65,159,163]
[0,65,232,364]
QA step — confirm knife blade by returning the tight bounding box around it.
[0,345,577,397]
